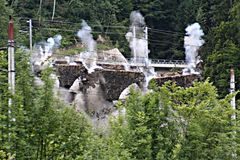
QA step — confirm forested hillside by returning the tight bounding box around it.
[0,0,240,159]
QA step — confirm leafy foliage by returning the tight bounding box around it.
[114,81,240,159]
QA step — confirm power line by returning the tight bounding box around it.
[19,18,184,35]
[20,27,184,47]
[19,19,130,29]
[148,31,183,37]
[26,32,195,48]
[18,21,198,49]
[19,28,185,49]
[21,26,128,35]
[148,28,183,35]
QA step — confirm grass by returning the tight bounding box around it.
[55,46,85,57]
[54,42,114,57]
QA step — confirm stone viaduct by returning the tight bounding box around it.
[54,61,200,101]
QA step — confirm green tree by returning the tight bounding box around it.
[114,80,239,159]
[0,50,12,159]
[203,1,240,97]
[168,80,239,159]
[1,48,100,159]
[12,49,37,159]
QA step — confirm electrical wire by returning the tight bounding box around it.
[19,18,184,36]
[148,28,183,35]
[18,19,201,49]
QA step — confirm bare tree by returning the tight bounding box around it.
[37,0,42,15]
[229,0,233,7]
[52,0,56,20]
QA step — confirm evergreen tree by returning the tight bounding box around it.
[203,1,240,97]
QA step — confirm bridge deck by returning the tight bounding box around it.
[127,58,187,68]
[55,58,187,69]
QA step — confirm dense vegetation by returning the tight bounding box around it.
[1,49,239,159]
[0,0,240,159]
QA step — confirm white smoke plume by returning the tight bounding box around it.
[126,11,156,92]
[125,11,149,63]
[44,34,62,57]
[31,34,62,73]
[183,23,204,75]
[53,34,62,48]
[77,20,101,73]
[130,11,145,27]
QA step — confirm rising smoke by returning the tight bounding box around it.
[183,23,204,75]
[31,34,62,73]
[77,20,101,73]
[29,35,63,101]
[126,11,156,92]
[53,34,62,48]
[125,11,149,63]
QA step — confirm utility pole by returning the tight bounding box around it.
[230,67,236,119]
[8,15,15,142]
[230,67,237,159]
[8,16,15,100]
[27,19,33,51]
[145,27,148,66]
[133,26,136,63]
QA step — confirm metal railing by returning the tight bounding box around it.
[55,57,187,68]
[125,58,186,65]
[150,59,186,65]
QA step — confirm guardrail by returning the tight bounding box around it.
[55,57,187,68]
[150,59,186,65]
[125,58,186,65]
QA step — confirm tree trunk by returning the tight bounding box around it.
[40,138,43,160]
[229,0,232,7]
[52,0,56,21]
[38,0,43,15]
